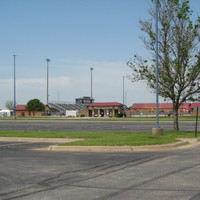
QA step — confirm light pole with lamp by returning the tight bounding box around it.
[46,58,51,105]
[152,0,163,135]
[123,76,125,118]
[90,67,94,103]
[13,55,17,119]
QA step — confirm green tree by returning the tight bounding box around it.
[26,99,45,117]
[127,0,200,130]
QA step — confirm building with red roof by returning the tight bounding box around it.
[14,101,200,118]
[130,103,192,116]
[86,102,123,117]
[16,104,51,117]
[189,103,200,109]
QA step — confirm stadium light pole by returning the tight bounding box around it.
[46,58,51,105]
[123,76,125,118]
[155,0,159,128]
[90,67,94,102]
[13,55,17,119]
[152,0,163,135]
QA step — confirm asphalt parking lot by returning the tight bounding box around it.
[0,120,200,200]
[0,144,200,200]
[0,141,57,150]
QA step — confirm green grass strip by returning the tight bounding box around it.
[0,130,198,146]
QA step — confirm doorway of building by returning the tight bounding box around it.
[100,109,104,117]
[89,110,92,117]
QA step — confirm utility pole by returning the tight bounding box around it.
[46,58,51,105]
[90,67,94,102]
[152,0,163,135]
[123,76,125,118]
[13,55,17,119]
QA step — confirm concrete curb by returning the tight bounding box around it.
[47,140,197,152]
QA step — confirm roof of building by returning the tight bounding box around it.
[16,104,50,111]
[190,103,200,108]
[86,102,123,107]
[130,103,192,109]
[16,105,26,111]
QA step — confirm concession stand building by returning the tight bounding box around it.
[86,102,123,117]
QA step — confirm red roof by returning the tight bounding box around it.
[130,103,191,109]
[86,102,123,107]
[190,103,200,108]
[16,104,49,111]
[16,105,26,111]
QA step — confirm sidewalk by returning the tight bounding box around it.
[0,137,200,152]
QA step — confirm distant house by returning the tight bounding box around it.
[86,102,123,117]
[130,103,192,116]
[16,105,51,117]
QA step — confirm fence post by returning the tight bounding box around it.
[195,107,198,137]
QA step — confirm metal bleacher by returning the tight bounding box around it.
[49,102,87,114]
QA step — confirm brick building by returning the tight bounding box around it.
[16,105,51,117]
[130,103,192,116]
[86,102,123,117]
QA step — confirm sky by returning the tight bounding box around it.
[0,0,200,108]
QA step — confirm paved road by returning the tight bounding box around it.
[0,120,200,199]
[0,142,200,200]
[0,120,198,132]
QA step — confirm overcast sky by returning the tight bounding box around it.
[0,0,199,108]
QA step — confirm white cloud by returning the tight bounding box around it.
[0,76,71,107]
[0,59,165,108]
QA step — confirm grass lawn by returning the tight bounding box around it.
[0,130,198,146]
